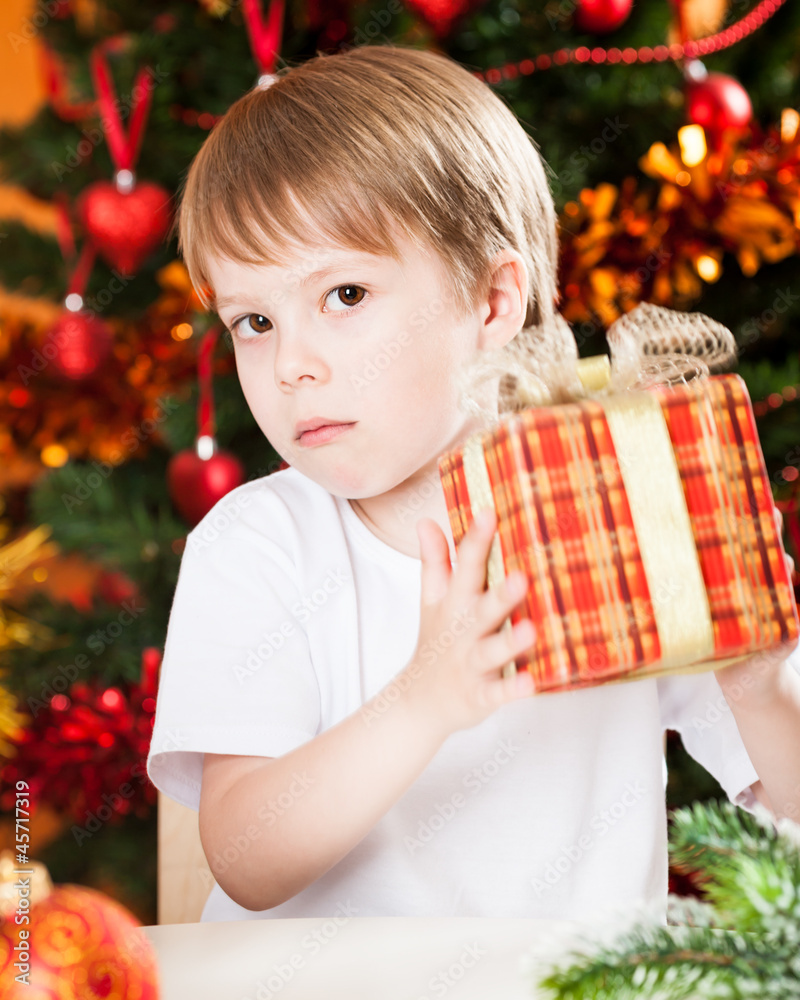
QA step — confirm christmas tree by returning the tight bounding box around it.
[0,0,798,924]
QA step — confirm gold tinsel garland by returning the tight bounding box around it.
[558,111,800,328]
[0,522,62,755]
[0,261,224,479]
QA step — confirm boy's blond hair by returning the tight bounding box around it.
[174,44,559,334]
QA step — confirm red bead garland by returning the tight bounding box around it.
[153,0,790,126]
[470,0,788,84]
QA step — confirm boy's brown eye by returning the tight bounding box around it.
[338,286,365,306]
[247,315,271,333]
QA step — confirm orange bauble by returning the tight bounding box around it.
[0,853,159,999]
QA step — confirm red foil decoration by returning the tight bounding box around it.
[0,650,161,824]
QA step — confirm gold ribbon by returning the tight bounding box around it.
[457,301,739,421]
[601,389,715,671]
[456,303,743,684]
[460,436,517,676]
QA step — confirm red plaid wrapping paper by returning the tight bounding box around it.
[438,372,799,694]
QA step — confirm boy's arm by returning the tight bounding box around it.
[200,509,538,912]
[713,507,800,823]
[199,670,447,912]
[715,647,800,823]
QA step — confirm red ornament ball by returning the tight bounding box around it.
[686,72,752,135]
[0,871,159,999]
[167,446,246,526]
[97,569,141,606]
[403,0,488,38]
[77,179,172,275]
[44,310,113,381]
[574,0,633,33]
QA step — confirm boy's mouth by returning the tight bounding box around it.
[296,420,357,447]
[295,416,355,439]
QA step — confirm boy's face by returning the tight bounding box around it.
[207,226,488,501]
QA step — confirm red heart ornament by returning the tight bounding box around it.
[78,179,172,275]
[167,447,246,527]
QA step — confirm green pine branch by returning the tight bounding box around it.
[531,799,800,999]
[536,922,800,999]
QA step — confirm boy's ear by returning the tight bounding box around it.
[476,248,529,353]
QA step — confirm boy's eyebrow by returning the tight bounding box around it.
[212,260,384,312]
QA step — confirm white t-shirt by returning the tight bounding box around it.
[147,465,786,923]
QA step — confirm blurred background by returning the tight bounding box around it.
[0,0,798,925]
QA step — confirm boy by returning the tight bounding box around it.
[147,44,800,923]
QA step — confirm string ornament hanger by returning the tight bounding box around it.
[242,0,285,89]
[167,326,246,527]
[76,36,172,276]
[19,194,114,384]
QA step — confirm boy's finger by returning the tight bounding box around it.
[450,509,497,601]
[417,518,452,607]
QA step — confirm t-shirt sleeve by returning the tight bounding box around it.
[146,511,322,811]
[657,642,800,813]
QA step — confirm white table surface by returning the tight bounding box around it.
[141,916,595,1000]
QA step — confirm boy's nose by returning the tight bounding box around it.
[273,331,331,388]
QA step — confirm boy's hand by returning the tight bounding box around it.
[714,503,797,704]
[404,508,537,741]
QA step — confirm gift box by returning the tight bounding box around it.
[438,304,799,694]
